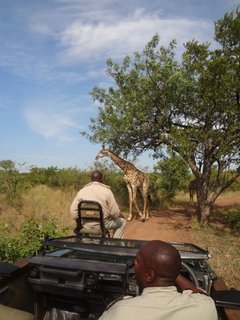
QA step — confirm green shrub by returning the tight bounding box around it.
[224,207,240,230]
[0,218,67,263]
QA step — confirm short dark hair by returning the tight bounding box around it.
[140,240,181,281]
[91,170,103,182]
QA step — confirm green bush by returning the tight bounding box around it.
[224,207,240,230]
[212,207,240,230]
[0,218,67,263]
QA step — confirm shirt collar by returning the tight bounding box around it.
[143,286,178,294]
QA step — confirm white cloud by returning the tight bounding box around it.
[0,2,219,83]
[23,96,94,142]
[59,11,212,63]
[25,108,75,142]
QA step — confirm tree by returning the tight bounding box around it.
[153,154,191,202]
[84,9,240,225]
[0,160,28,207]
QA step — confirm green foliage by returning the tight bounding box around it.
[106,172,128,207]
[84,9,240,225]
[229,179,240,192]
[0,163,92,205]
[0,159,130,211]
[0,218,67,263]
[0,160,30,207]
[28,166,89,190]
[211,206,240,230]
[210,169,240,192]
[152,154,191,201]
[224,207,240,230]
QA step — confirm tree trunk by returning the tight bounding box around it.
[195,178,212,226]
[187,156,240,226]
[197,202,212,226]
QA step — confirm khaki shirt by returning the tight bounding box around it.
[99,286,218,320]
[70,181,120,222]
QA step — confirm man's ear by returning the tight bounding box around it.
[146,270,155,283]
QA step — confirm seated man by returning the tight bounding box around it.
[99,240,218,319]
[70,170,126,238]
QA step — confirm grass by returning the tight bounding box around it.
[177,190,240,205]
[0,186,239,289]
[0,185,76,234]
[177,190,240,289]
[191,220,240,289]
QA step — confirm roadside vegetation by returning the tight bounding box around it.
[193,220,240,290]
[0,161,239,289]
[176,191,240,288]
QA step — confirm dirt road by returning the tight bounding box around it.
[124,207,195,242]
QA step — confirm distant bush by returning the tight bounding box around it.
[0,160,30,208]
[28,166,90,190]
[212,206,240,230]
[224,207,240,230]
[150,155,191,205]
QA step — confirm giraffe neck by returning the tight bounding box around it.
[105,151,132,172]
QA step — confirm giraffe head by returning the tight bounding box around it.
[95,149,109,160]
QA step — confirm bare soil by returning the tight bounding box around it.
[124,207,195,242]
[124,194,240,241]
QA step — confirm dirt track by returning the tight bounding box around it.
[124,192,240,241]
[124,207,195,242]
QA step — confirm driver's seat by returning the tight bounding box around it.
[75,200,110,238]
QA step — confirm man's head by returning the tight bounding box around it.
[91,170,103,183]
[134,240,181,289]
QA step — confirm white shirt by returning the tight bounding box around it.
[99,286,218,320]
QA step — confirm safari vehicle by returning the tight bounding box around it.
[1,201,240,320]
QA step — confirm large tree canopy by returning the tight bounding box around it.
[84,9,240,225]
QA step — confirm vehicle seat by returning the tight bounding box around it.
[75,200,110,238]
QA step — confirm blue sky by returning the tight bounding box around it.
[0,0,239,171]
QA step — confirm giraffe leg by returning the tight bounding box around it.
[189,189,193,204]
[143,197,148,220]
[126,184,133,221]
[128,201,133,221]
[140,184,149,220]
[132,187,144,222]
[189,180,196,204]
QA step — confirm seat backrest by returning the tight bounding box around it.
[76,200,107,237]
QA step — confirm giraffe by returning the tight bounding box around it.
[189,179,197,204]
[95,149,149,221]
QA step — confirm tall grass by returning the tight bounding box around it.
[191,221,240,289]
[0,186,239,288]
[0,185,76,234]
[182,191,240,289]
